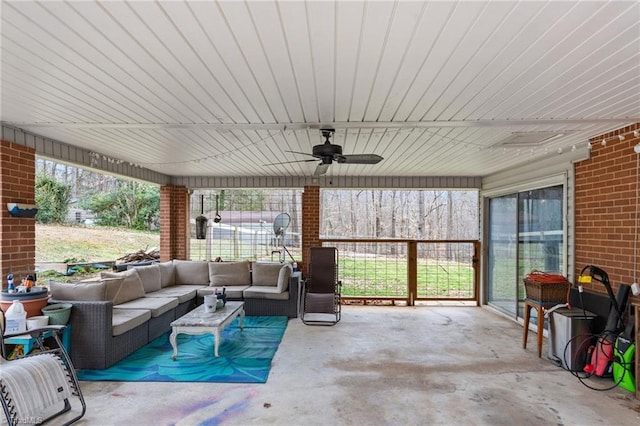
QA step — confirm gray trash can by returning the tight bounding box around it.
[548,307,597,371]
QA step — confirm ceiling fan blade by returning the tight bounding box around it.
[314,163,330,176]
[338,154,383,164]
[263,159,317,166]
[285,150,316,158]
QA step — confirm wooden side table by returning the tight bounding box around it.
[522,300,556,357]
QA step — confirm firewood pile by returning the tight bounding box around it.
[117,248,160,264]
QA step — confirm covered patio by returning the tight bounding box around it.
[1,1,640,422]
[76,305,639,425]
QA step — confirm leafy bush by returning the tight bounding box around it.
[81,180,159,231]
[35,174,71,223]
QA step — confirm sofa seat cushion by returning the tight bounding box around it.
[243,287,290,301]
[112,309,151,337]
[173,260,210,285]
[114,297,178,317]
[197,285,249,300]
[209,260,251,286]
[145,285,201,304]
[127,263,162,293]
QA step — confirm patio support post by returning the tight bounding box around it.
[301,185,320,277]
[0,140,36,281]
[160,185,190,261]
[407,241,417,306]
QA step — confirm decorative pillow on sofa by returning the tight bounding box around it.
[209,260,251,286]
[173,260,210,285]
[101,269,146,305]
[49,279,115,301]
[127,263,162,293]
[252,262,291,289]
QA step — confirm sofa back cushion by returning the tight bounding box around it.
[127,263,162,293]
[101,269,146,305]
[158,261,175,288]
[209,260,251,287]
[49,279,114,301]
[276,264,293,293]
[252,262,291,290]
[173,260,210,285]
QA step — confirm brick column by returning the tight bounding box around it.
[0,140,36,286]
[160,185,190,261]
[301,185,320,276]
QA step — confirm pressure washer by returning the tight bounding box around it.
[612,310,636,393]
[578,266,631,379]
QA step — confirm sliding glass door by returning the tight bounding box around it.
[487,185,564,318]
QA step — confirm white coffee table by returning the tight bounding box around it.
[169,301,244,359]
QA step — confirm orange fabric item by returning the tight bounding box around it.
[525,270,569,283]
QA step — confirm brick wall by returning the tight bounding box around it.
[160,185,190,261]
[0,140,36,283]
[574,123,640,304]
[301,185,320,276]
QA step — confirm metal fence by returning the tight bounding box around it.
[321,239,480,305]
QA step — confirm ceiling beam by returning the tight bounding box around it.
[3,118,638,131]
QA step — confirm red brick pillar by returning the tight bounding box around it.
[160,185,190,261]
[0,140,36,286]
[301,185,320,276]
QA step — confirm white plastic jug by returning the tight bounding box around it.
[5,299,27,334]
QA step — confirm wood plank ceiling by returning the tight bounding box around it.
[1,1,639,180]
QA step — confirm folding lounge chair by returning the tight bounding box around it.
[0,312,86,426]
[301,247,341,325]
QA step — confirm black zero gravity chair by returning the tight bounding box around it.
[0,311,86,426]
[301,247,342,325]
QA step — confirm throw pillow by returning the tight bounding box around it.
[101,269,146,305]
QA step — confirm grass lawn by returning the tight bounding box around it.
[35,224,474,298]
[36,224,160,262]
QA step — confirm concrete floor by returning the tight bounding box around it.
[67,305,639,425]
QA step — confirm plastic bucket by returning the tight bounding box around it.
[41,303,72,325]
[27,315,49,329]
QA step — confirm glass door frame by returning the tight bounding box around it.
[483,175,568,320]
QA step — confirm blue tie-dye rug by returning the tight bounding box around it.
[77,316,288,383]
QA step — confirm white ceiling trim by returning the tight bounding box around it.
[3,118,636,130]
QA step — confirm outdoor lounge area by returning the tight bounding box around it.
[62,305,639,425]
[1,1,640,424]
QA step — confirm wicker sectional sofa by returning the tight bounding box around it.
[50,260,299,369]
